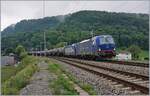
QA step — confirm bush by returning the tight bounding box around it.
[127,45,142,59]
[15,45,27,60]
[20,52,27,60]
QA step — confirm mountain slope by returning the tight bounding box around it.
[1,10,149,55]
[2,16,65,37]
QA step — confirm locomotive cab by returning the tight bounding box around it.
[95,35,116,57]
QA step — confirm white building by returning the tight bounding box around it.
[115,51,132,60]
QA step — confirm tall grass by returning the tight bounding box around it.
[48,61,78,95]
[47,59,97,95]
[2,56,38,95]
[1,66,17,83]
[64,70,97,95]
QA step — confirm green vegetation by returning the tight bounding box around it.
[2,11,149,55]
[64,70,97,95]
[127,45,142,60]
[116,45,149,61]
[47,61,78,95]
[81,83,96,95]
[15,45,27,60]
[139,50,149,60]
[1,66,17,83]
[2,56,39,95]
[2,45,35,84]
[47,58,96,95]
[50,75,78,95]
[2,56,38,84]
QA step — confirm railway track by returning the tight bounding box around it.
[97,60,149,68]
[54,57,149,95]
[62,58,149,80]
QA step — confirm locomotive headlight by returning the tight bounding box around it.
[99,48,101,51]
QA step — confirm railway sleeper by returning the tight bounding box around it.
[55,58,149,94]
[121,87,131,91]
[128,90,141,95]
[114,84,124,88]
[135,80,149,84]
[111,82,118,85]
[125,77,137,80]
[128,79,142,82]
[64,57,148,80]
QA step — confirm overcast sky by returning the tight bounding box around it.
[1,1,149,31]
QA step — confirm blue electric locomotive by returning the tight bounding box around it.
[93,35,116,58]
[64,35,116,58]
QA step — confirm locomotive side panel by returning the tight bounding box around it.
[76,39,94,56]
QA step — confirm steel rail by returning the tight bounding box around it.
[99,60,149,68]
[62,58,149,80]
[54,58,149,94]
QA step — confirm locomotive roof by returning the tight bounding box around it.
[80,39,90,43]
[79,35,112,43]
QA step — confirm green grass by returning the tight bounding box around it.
[81,83,96,95]
[1,56,38,84]
[47,60,78,95]
[139,50,149,60]
[50,74,78,95]
[2,56,39,95]
[47,58,97,95]
[48,62,62,74]
[64,70,97,95]
[1,66,17,84]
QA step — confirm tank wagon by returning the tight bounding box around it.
[36,35,116,59]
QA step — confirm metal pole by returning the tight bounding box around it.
[40,43,41,57]
[43,0,47,57]
[43,0,46,51]
[44,31,46,51]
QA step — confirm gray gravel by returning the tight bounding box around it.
[53,59,143,95]
[69,58,149,76]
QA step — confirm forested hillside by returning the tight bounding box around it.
[1,10,149,55]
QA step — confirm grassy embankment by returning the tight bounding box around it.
[2,56,39,95]
[139,50,149,61]
[42,57,96,95]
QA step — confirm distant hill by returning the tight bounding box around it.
[1,10,149,55]
[1,16,65,37]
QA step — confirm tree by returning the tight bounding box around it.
[15,45,27,60]
[55,42,67,48]
[4,48,14,55]
[127,45,142,59]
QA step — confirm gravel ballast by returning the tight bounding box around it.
[52,59,143,95]
[67,58,149,76]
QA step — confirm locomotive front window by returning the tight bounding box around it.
[100,36,114,44]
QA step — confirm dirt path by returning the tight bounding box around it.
[20,61,55,95]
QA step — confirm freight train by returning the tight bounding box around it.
[31,35,116,59]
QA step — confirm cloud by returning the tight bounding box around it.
[1,1,149,31]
